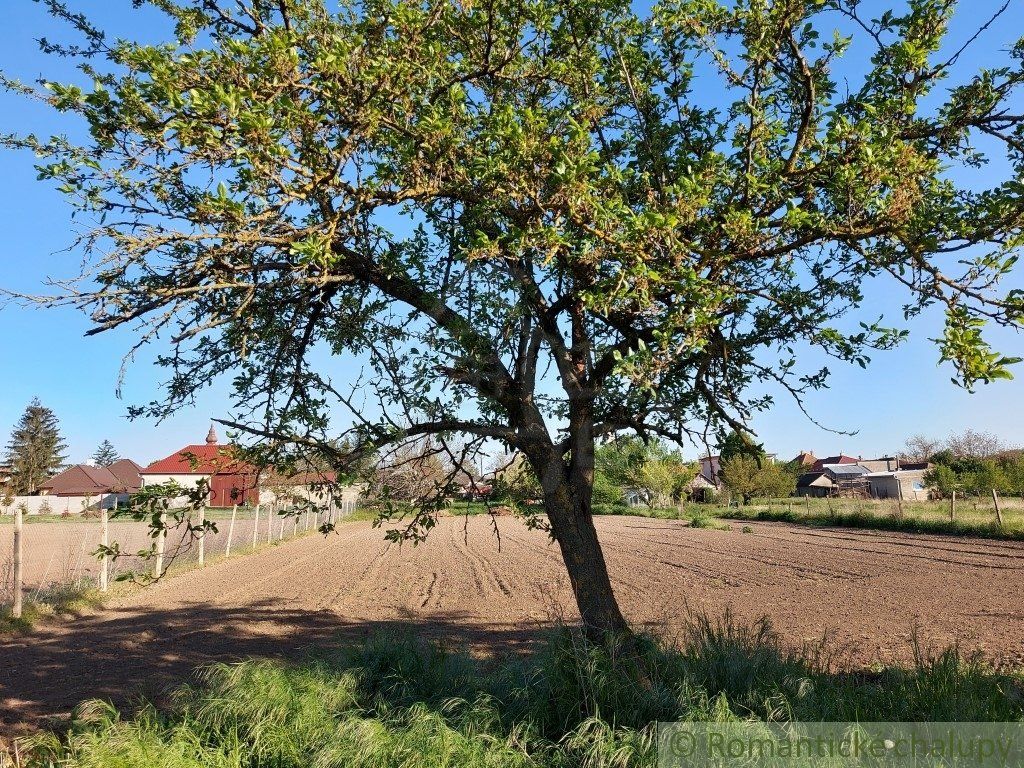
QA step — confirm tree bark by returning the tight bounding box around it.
[543,479,630,638]
[529,394,630,639]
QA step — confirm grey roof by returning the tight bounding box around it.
[822,463,869,478]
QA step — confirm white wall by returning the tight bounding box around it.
[259,483,363,507]
[1,493,129,516]
[140,473,210,490]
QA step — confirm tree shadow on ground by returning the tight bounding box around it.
[0,601,551,734]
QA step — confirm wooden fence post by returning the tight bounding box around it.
[154,506,167,579]
[13,506,23,619]
[950,491,955,522]
[992,489,1004,527]
[225,504,237,558]
[198,506,206,567]
[99,504,109,593]
[252,504,260,550]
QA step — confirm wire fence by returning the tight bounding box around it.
[0,499,357,613]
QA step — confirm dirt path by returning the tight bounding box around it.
[3,515,1023,733]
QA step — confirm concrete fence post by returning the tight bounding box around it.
[267,503,274,544]
[225,504,237,558]
[154,505,167,579]
[99,504,109,593]
[950,491,956,522]
[198,506,206,567]
[252,504,260,550]
[13,506,23,619]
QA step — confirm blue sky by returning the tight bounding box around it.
[0,0,1022,466]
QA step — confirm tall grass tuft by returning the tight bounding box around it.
[1,582,103,634]
[14,615,1024,767]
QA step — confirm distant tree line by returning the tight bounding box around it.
[906,430,1023,498]
[926,454,1024,498]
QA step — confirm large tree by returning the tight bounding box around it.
[4,398,68,494]
[5,0,1024,635]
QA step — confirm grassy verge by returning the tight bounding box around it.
[591,498,1024,540]
[11,613,1023,766]
[0,582,104,633]
[721,506,1024,540]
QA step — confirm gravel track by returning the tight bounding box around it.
[2,515,1023,733]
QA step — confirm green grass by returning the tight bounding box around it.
[592,497,1024,540]
[0,582,104,633]
[721,504,1024,541]
[0,513,103,524]
[12,613,1023,767]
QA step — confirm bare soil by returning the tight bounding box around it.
[2,515,1023,734]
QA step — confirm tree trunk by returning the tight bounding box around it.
[530,393,630,639]
[543,477,630,638]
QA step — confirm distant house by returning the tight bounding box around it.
[791,451,818,468]
[797,463,871,497]
[261,470,362,507]
[39,459,142,498]
[865,469,929,500]
[457,481,493,501]
[686,472,718,502]
[139,426,259,507]
[822,463,871,496]
[698,455,721,485]
[796,471,833,497]
[858,456,901,473]
[811,454,859,471]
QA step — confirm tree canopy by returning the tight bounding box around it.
[5,0,1024,634]
[718,455,797,504]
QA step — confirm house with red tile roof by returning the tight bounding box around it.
[791,451,818,468]
[811,454,858,471]
[139,425,259,507]
[39,459,142,497]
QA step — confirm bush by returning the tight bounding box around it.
[592,502,631,516]
[688,511,728,530]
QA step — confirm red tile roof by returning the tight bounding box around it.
[140,444,256,475]
[40,460,142,496]
[811,455,859,471]
[107,459,144,491]
[792,451,818,466]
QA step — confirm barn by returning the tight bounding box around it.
[139,426,259,507]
